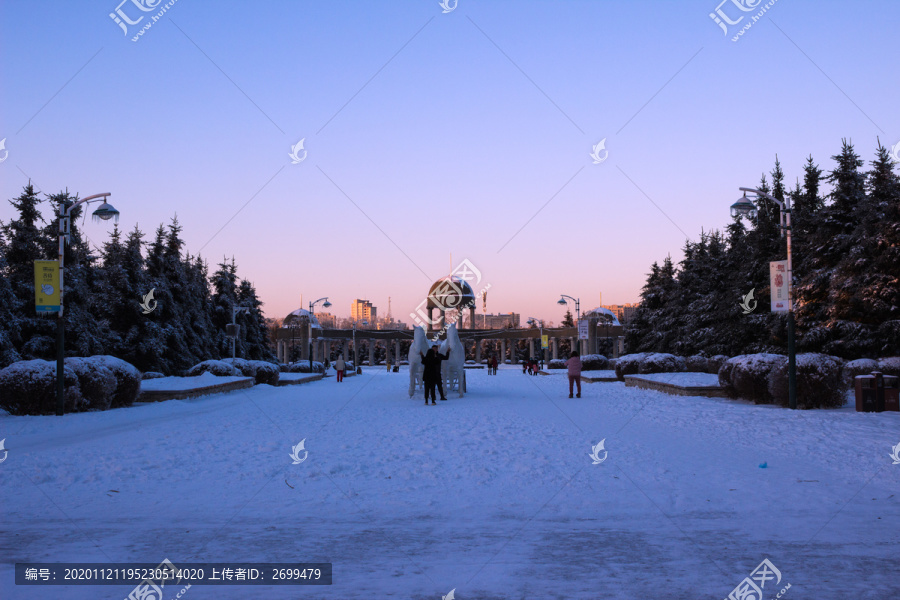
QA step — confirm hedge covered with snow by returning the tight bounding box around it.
[639,353,686,374]
[92,355,141,408]
[222,358,280,385]
[142,371,166,380]
[580,354,609,371]
[840,358,879,389]
[877,357,900,376]
[707,355,729,374]
[614,353,650,380]
[548,359,567,369]
[768,353,844,408]
[187,360,239,377]
[282,361,327,374]
[0,356,141,415]
[718,354,787,404]
[685,355,708,373]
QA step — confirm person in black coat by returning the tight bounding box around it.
[420,344,450,404]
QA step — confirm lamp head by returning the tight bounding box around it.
[730,192,758,219]
[92,201,119,223]
[557,297,567,306]
[323,299,332,308]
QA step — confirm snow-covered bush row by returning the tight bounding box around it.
[548,359,567,369]
[840,358,879,388]
[718,354,787,404]
[707,355,729,374]
[580,354,609,371]
[187,360,239,377]
[607,358,617,370]
[141,371,166,380]
[222,358,280,385]
[66,358,117,411]
[878,357,900,376]
[769,353,844,408]
[685,355,708,372]
[92,356,141,408]
[282,361,327,374]
[614,353,650,380]
[638,353,685,374]
[0,360,81,415]
[0,356,141,415]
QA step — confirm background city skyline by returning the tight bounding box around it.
[2,1,897,324]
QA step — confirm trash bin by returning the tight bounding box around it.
[855,371,899,412]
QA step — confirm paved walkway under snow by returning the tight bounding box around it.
[1,366,898,599]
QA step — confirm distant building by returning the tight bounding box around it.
[351,299,377,323]
[601,303,639,324]
[473,312,520,329]
[314,312,336,328]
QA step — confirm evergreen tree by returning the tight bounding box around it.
[0,184,55,358]
[561,309,574,327]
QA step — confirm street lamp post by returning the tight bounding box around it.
[731,187,797,410]
[557,294,580,355]
[231,304,250,361]
[56,193,120,416]
[308,297,332,371]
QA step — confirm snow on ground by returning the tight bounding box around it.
[138,372,252,391]
[1,365,899,599]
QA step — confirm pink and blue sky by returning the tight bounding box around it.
[1,0,897,324]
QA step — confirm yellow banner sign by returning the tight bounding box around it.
[541,334,549,349]
[34,260,60,312]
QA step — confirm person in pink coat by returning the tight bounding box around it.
[566,351,582,398]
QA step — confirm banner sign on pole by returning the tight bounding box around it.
[541,334,548,349]
[578,320,589,340]
[769,260,789,312]
[34,260,60,313]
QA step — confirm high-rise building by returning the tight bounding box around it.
[314,312,336,328]
[473,312,520,329]
[351,299,377,323]
[602,303,639,324]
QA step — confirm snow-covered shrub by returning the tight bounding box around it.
[607,358,617,370]
[0,359,82,415]
[250,361,280,385]
[285,361,325,374]
[638,353,685,374]
[615,353,649,381]
[769,353,844,409]
[840,358,879,389]
[400,360,409,366]
[580,354,609,371]
[141,371,166,380]
[66,358,117,411]
[548,359,567,369]
[877,357,900,376]
[722,354,787,404]
[685,355,708,373]
[91,356,141,408]
[465,359,475,364]
[223,358,280,385]
[708,355,728,374]
[187,360,239,377]
[717,358,737,392]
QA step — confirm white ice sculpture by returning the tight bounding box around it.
[440,322,466,398]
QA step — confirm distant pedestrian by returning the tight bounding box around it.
[530,360,539,375]
[335,356,346,382]
[566,351,582,398]
[324,357,330,371]
[421,344,450,404]
[522,358,528,375]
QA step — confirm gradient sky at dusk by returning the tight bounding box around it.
[2,1,897,324]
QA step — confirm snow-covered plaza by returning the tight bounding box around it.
[2,366,898,599]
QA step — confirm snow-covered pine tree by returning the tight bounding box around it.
[0,184,54,358]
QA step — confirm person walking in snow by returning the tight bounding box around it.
[335,356,345,383]
[566,351,582,398]
[420,343,450,404]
